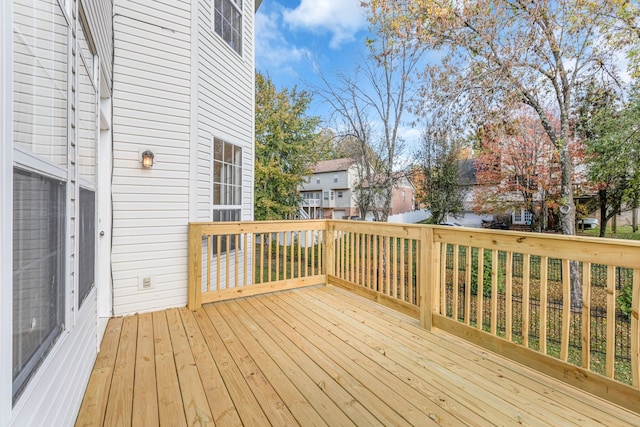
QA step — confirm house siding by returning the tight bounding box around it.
[9,299,97,426]
[196,0,255,222]
[111,0,192,315]
[80,0,112,96]
[4,0,107,425]
[196,0,256,285]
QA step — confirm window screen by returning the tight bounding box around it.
[12,168,66,401]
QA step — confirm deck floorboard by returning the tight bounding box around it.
[76,285,640,426]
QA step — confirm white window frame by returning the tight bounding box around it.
[212,0,243,56]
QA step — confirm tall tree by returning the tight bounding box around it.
[365,0,621,236]
[364,0,625,307]
[579,85,640,236]
[417,120,466,224]
[254,72,327,220]
[315,7,426,222]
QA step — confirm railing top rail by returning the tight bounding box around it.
[433,226,640,269]
[329,219,423,240]
[191,220,327,235]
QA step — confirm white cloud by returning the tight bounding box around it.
[282,0,367,49]
[255,8,312,72]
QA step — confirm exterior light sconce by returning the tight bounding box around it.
[141,150,154,168]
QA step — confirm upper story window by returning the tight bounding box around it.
[213,0,243,55]
[333,174,338,183]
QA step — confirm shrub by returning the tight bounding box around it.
[617,276,633,317]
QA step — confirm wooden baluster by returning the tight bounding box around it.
[505,252,513,341]
[491,249,498,335]
[560,259,571,361]
[453,244,459,321]
[465,246,472,325]
[606,265,616,378]
[539,256,548,354]
[522,254,530,347]
[582,262,591,369]
[477,248,484,330]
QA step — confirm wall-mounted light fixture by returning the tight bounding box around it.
[141,150,154,168]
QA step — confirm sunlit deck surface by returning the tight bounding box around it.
[76,285,640,426]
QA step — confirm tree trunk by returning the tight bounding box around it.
[633,205,638,233]
[599,189,608,238]
[612,215,617,234]
[558,144,582,310]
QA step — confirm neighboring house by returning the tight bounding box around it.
[1,0,258,425]
[299,158,416,220]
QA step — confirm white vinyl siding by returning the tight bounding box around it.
[4,0,107,424]
[80,0,113,96]
[111,0,192,315]
[196,0,255,292]
[196,0,254,222]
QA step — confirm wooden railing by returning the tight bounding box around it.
[189,220,640,412]
[188,220,326,308]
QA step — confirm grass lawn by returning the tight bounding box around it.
[578,225,640,240]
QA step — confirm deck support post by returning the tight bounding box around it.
[326,221,335,279]
[632,269,639,387]
[188,223,203,310]
[420,227,434,330]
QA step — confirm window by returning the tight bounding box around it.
[213,0,243,55]
[316,178,320,184]
[323,191,329,200]
[337,191,343,198]
[13,169,66,402]
[333,174,338,183]
[78,188,95,306]
[212,138,242,253]
[12,0,69,402]
[78,15,97,307]
[213,138,242,207]
[13,0,68,166]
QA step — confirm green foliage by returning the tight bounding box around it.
[470,248,505,297]
[418,122,466,224]
[254,73,328,220]
[578,84,640,236]
[617,277,634,317]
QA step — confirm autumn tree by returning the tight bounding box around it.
[364,0,626,307]
[592,0,640,79]
[254,72,327,220]
[315,7,426,222]
[417,119,466,224]
[473,112,562,231]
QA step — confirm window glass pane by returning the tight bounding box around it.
[212,0,242,55]
[78,188,95,306]
[13,0,68,167]
[13,168,66,401]
[213,183,221,205]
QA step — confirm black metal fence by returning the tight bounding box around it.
[444,245,633,289]
[446,285,632,362]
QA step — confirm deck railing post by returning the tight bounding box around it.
[632,269,639,387]
[188,223,203,310]
[325,220,335,279]
[420,226,434,330]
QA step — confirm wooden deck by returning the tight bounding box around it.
[76,285,640,426]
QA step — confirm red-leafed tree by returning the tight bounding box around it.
[473,110,585,231]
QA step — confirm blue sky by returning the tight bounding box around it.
[255,0,424,154]
[255,0,370,116]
